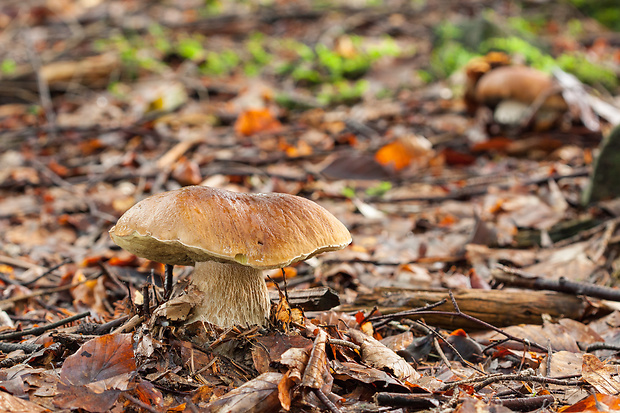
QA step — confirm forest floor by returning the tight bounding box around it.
[1,0,620,412]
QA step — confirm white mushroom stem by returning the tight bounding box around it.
[188,260,271,327]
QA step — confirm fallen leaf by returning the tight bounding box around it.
[349,329,421,383]
[0,391,48,413]
[234,108,282,136]
[206,372,284,413]
[582,354,620,395]
[60,333,136,387]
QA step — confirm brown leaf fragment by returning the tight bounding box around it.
[0,391,48,413]
[562,393,620,412]
[53,382,121,412]
[582,354,620,395]
[301,328,328,390]
[153,287,203,321]
[60,333,136,387]
[280,347,310,383]
[134,379,164,409]
[54,333,137,412]
[278,371,295,411]
[252,333,313,374]
[331,360,408,391]
[206,372,283,413]
[349,329,421,383]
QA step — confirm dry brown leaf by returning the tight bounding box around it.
[59,333,136,387]
[206,372,283,413]
[252,333,313,374]
[0,391,48,413]
[301,328,328,390]
[280,347,310,383]
[331,360,407,390]
[349,329,421,383]
[582,354,620,395]
[153,287,203,321]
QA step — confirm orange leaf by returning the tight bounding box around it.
[561,394,620,412]
[375,141,415,171]
[234,108,282,136]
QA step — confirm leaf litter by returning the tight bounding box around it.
[1,0,620,412]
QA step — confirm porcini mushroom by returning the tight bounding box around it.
[109,185,352,327]
[474,65,568,128]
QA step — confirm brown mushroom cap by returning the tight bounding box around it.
[475,66,567,110]
[109,185,352,269]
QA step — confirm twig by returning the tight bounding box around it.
[0,342,41,354]
[112,314,143,334]
[367,299,448,322]
[327,338,361,352]
[0,353,31,367]
[123,393,162,413]
[0,311,90,340]
[586,342,620,352]
[374,392,447,408]
[472,373,582,392]
[494,263,620,302]
[414,320,484,374]
[23,258,72,286]
[409,309,546,352]
[496,394,555,411]
[314,388,342,413]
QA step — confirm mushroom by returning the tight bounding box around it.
[473,65,568,128]
[109,185,352,327]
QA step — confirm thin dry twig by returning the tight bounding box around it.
[314,388,342,413]
[0,311,90,340]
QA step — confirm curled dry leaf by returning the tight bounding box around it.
[206,372,283,413]
[301,328,328,390]
[152,287,203,321]
[349,329,421,383]
[280,347,310,383]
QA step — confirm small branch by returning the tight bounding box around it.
[122,393,162,413]
[112,315,143,334]
[374,392,446,408]
[367,299,448,322]
[472,373,582,392]
[327,338,361,352]
[0,342,42,354]
[314,388,341,413]
[23,258,72,286]
[586,342,620,352]
[369,294,546,352]
[494,264,620,302]
[0,311,90,340]
[496,394,555,411]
